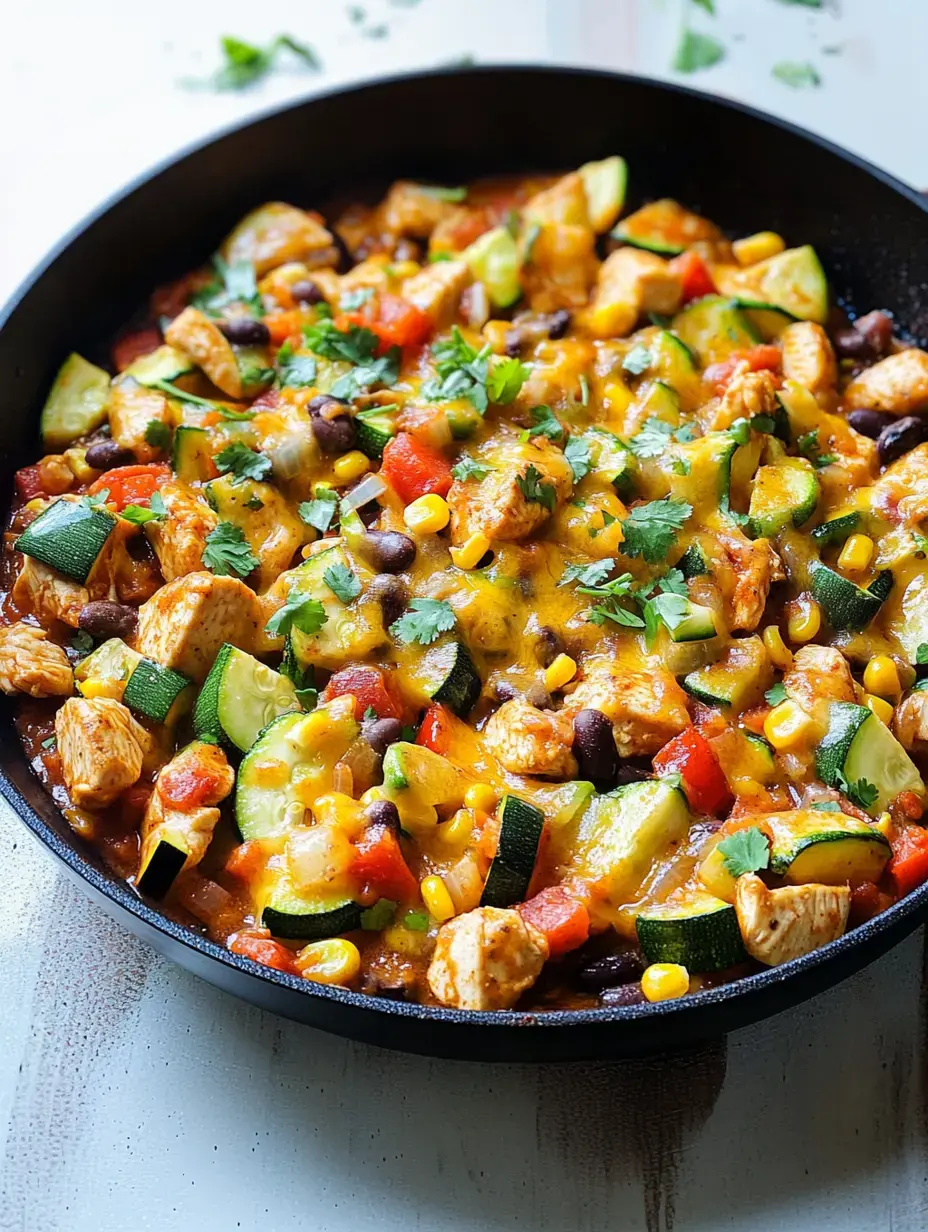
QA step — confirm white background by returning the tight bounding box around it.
[2,2,928,1229]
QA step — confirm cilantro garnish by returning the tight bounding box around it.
[152,380,256,421]
[628,418,673,459]
[360,898,398,931]
[202,521,259,578]
[299,489,339,533]
[574,570,641,628]
[622,345,652,376]
[265,586,328,639]
[40,735,57,751]
[565,435,592,483]
[189,254,262,317]
[303,318,379,365]
[559,558,615,589]
[835,769,879,811]
[717,827,770,877]
[619,499,692,564]
[451,457,493,482]
[188,33,321,92]
[765,682,788,706]
[80,488,111,512]
[487,357,531,405]
[772,61,821,89]
[811,801,842,813]
[916,643,928,666]
[340,287,375,311]
[403,909,430,932]
[214,442,273,483]
[673,29,725,73]
[523,405,564,443]
[144,419,171,450]
[120,490,166,526]
[797,429,836,469]
[278,353,318,388]
[657,567,688,595]
[517,465,556,512]
[323,562,361,604]
[390,598,456,646]
[423,328,528,412]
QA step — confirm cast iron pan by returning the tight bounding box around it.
[2,67,927,1062]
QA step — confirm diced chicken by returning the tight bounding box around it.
[427,906,549,1010]
[140,741,234,876]
[783,645,856,715]
[871,443,928,523]
[894,692,928,753]
[563,662,689,758]
[0,623,73,698]
[523,224,598,314]
[844,348,928,415]
[108,381,172,463]
[145,481,217,581]
[135,572,262,682]
[582,248,683,340]
[713,528,782,632]
[514,338,596,415]
[484,698,578,778]
[164,307,244,400]
[704,369,779,432]
[780,321,837,398]
[447,437,573,545]
[525,173,591,227]
[379,181,456,237]
[12,557,88,628]
[55,697,150,809]
[206,481,306,593]
[400,259,471,328]
[734,873,849,966]
[221,202,339,277]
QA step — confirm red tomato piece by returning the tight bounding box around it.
[265,309,307,347]
[653,726,732,816]
[704,344,782,393]
[320,666,401,719]
[351,824,418,902]
[373,294,433,350]
[669,251,717,303]
[889,824,928,897]
[159,748,230,810]
[88,463,172,510]
[848,881,894,926]
[224,841,266,881]
[380,432,453,504]
[229,932,300,976]
[519,886,590,958]
[111,326,162,372]
[416,703,454,755]
[14,466,45,501]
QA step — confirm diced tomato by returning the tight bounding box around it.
[417,703,454,755]
[351,824,418,902]
[371,294,433,350]
[265,309,307,347]
[653,726,732,816]
[740,705,771,736]
[229,932,300,976]
[703,344,782,394]
[14,466,45,501]
[159,748,230,810]
[669,251,716,303]
[519,886,590,958]
[88,463,171,510]
[380,432,453,503]
[849,881,894,926]
[320,666,401,719]
[111,326,162,372]
[225,841,266,881]
[434,205,492,252]
[892,790,925,824]
[889,824,928,896]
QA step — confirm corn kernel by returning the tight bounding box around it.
[438,808,475,848]
[296,938,361,986]
[450,532,491,570]
[837,534,874,573]
[421,874,456,922]
[732,231,785,266]
[482,320,513,355]
[544,653,578,693]
[78,678,125,701]
[762,625,793,673]
[464,784,498,813]
[863,654,900,699]
[603,380,635,418]
[387,259,420,282]
[64,447,98,483]
[787,598,821,644]
[875,812,893,837]
[332,450,370,483]
[641,963,690,1003]
[764,699,816,751]
[403,493,450,534]
[865,693,895,725]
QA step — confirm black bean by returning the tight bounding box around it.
[504,329,523,358]
[362,716,403,757]
[575,951,646,993]
[84,440,135,471]
[368,574,407,627]
[832,328,872,361]
[356,500,382,528]
[393,238,422,263]
[546,309,571,340]
[572,708,619,786]
[534,626,564,668]
[77,601,138,641]
[309,395,356,455]
[601,983,646,1008]
[365,799,401,831]
[855,310,894,358]
[847,408,897,440]
[494,680,519,703]
[615,756,653,785]
[363,530,416,573]
[291,279,325,306]
[220,317,271,347]
[877,415,928,467]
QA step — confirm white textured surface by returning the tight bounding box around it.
[3,2,928,1229]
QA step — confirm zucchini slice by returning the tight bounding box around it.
[816,701,925,816]
[136,836,189,900]
[462,226,521,309]
[683,635,770,709]
[810,512,861,547]
[766,809,891,886]
[194,644,301,751]
[811,564,893,632]
[664,599,718,644]
[734,299,797,341]
[579,156,627,233]
[648,330,702,409]
[172,425,214,483]
[586,427,636,498]
[747,456,820,537]
[262,871,363,941]
[40,353,111,450]
[678,542,708,578]
[75,637,141,694]
[421,641,481,717]
[381,741,465,830]
[355,408,398,460]
[671,296,759,365]
[284,544,387,673]
[610,199,710,256]
[664,430,739,511]
[636,890,747,972]
[123,658,193,724]
[480,795,545,908]
[125,344,195,387]
[15,498,117,584]
[888,571,928,667]
[714,246,829,324]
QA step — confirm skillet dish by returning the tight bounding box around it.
[3,68,928,1060]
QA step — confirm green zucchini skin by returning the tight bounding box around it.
[480,795,544,908]
[636,897,747,972]
[123,658,192,724]
[816,701,924,815]
[40,353,111,450]
[262,899,363,941]
[355,410,397,460]
[136,838,188,900]
[194,643,301,752]
[172,425,214,483]
[15,499,116,583]
[810,512,861,546]
[426,641,482,717]
[678,543,708,579]
[811,564,893,631]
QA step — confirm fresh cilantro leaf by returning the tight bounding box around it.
[772,61,822,88]
[419,185,467,202]
[422,327,491,412]
[628,417,673,459]
[524,405,564,443]
[917,643,928,665]
[835,770,879,811]
[590,602,645,629]
[363,705,377,720]
[487,357,530,405]
[299,489,339,533]
[153,380,256,420]
[80,488,111,511]
[575,570,642,627]
[559,558,615,588]
[589,509,617,540]
[214,442,273,483]
[517,465,556,511]
[659,568,688,596]
[390,598,456,646]
[70,630,94,656]
[120,502,164,526]
[565,435,592,483]
[340,287,375,311]
[403,909,430,932]
[40,735,57,751]
[265,587,328,638]
[578,373,590,407]
[765,682,788,705]
[278,353,318,388]
[330,349,400,400]
[323,562,361,604]
[150,491,166,517]
[812,801,842,813]
[189,33,321,92]
[189,255,262,317]
[674,422,697,443]
[668,456,691,476]
[360,898,397,931]
[619,499,692,564]
[303,318,379,365]
[673,29,725,73]
[202,521,260,578]
[717,827,770,877]
[692,0,715,12]
[144,419,171,450]
[641,592,692,649]
[451,457,492,482]
[622,345,652,376]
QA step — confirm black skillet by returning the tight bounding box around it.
[1,67,926,1062]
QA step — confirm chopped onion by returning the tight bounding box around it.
[444,854,483,914]
[177,874,235,927]
[399,405,452,450]
[267,429,315,480]
[465,280,490,330]
[342,472,387,510]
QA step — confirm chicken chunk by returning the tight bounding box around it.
[894,692,928,753]
[734,873,849,966]
[139,742,234,880]
[427,906,549,1010]
[0,623,73,698]
[870,443,928,523]
[780,321,837,398]
[583,248,683,339]
[713,529,782,633]
[135,572,262,682]
[221,202,339,277]
[844,348,928,415]
[524,173,591,227]
[563,662,689,758]
[783,645,856,716]
[164,307,244,400]
[703,369,779,433]
[400,259,471,328]
[145,481,217,581]
[484,698,578,778]
[12,557,87,628]
[380,180,456,238]
[55,697,150,809]
[108,381,172,463]
[447,437,573,545]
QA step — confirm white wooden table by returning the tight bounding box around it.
[2,3,928,1228]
